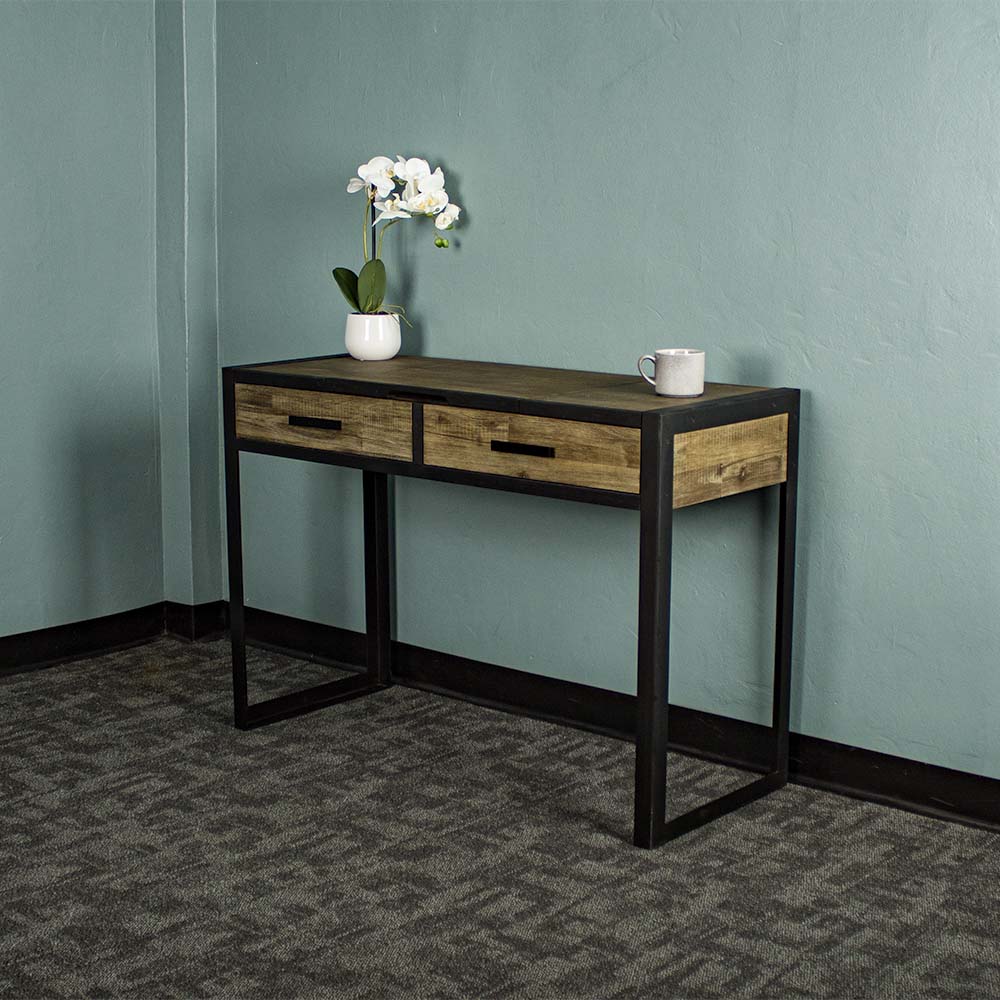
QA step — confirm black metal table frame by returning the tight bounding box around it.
[223,363,799,848]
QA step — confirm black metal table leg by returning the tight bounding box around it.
[634,411,673,848]
[223,371,249,729]
[223,374,391,730]
[633,398,800,847]
[772,393,800,777]
[363,470,393,685]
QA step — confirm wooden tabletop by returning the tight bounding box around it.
[236,355,768,414]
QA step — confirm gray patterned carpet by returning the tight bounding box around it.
[2,637,999,999]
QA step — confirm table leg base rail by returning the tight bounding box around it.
[639,770,787,847]
[237,673,389,730]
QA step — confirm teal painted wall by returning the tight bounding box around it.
[0,1,162,635]
[5,1,996,787]
[156,0,192,604]
[216,0,1000,779]
[156,0,222,606]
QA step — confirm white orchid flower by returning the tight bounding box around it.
[348,156,395,197]
[400,166,449,215]
[373,196,411,224]
[393,156,432,184]
[406,188,450,216]
[418,167,446,194]
[401,179,419,204]
[434,202,461,230]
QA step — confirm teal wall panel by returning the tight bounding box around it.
[216,1,1000,779]
[156,0,193,605]
[0,1,162,635]
[156,0,223,606]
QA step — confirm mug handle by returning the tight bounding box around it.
[638,355,657,386]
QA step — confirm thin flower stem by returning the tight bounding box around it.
[377,218,400,260]
[362,187,374,262]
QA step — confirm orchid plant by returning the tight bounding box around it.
[333,155,462,322]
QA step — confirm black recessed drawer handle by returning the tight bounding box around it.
[490,440,555,459]
[288,415,342,431]
[388,391,448,404]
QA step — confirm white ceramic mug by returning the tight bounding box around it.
[637,349,705,397]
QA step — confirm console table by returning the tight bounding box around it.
[222,355,799,848]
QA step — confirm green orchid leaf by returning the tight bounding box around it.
[357,258,386,314]
[332,267,360,311]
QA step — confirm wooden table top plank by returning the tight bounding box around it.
[236,355,769,413]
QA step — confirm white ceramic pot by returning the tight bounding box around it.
[344,313,401,361]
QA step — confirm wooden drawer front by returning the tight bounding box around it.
[673,414,787,508]
[235,384,412,461]
[423,406,640,493]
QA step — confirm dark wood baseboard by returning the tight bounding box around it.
[787,736,1000,834]
[243,606,1000,835]
[5,602,998,834]
[1,600,228,677]
[243,606,365,666]
[392,639,774,774]
[0,603,165,677]
[164,600,228,641]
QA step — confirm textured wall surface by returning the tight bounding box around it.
[156,0,223,606]
[0,1,162,635]
[228,0,990,780]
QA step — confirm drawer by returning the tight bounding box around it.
[423,405,640,493]
[235,384,412,461]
